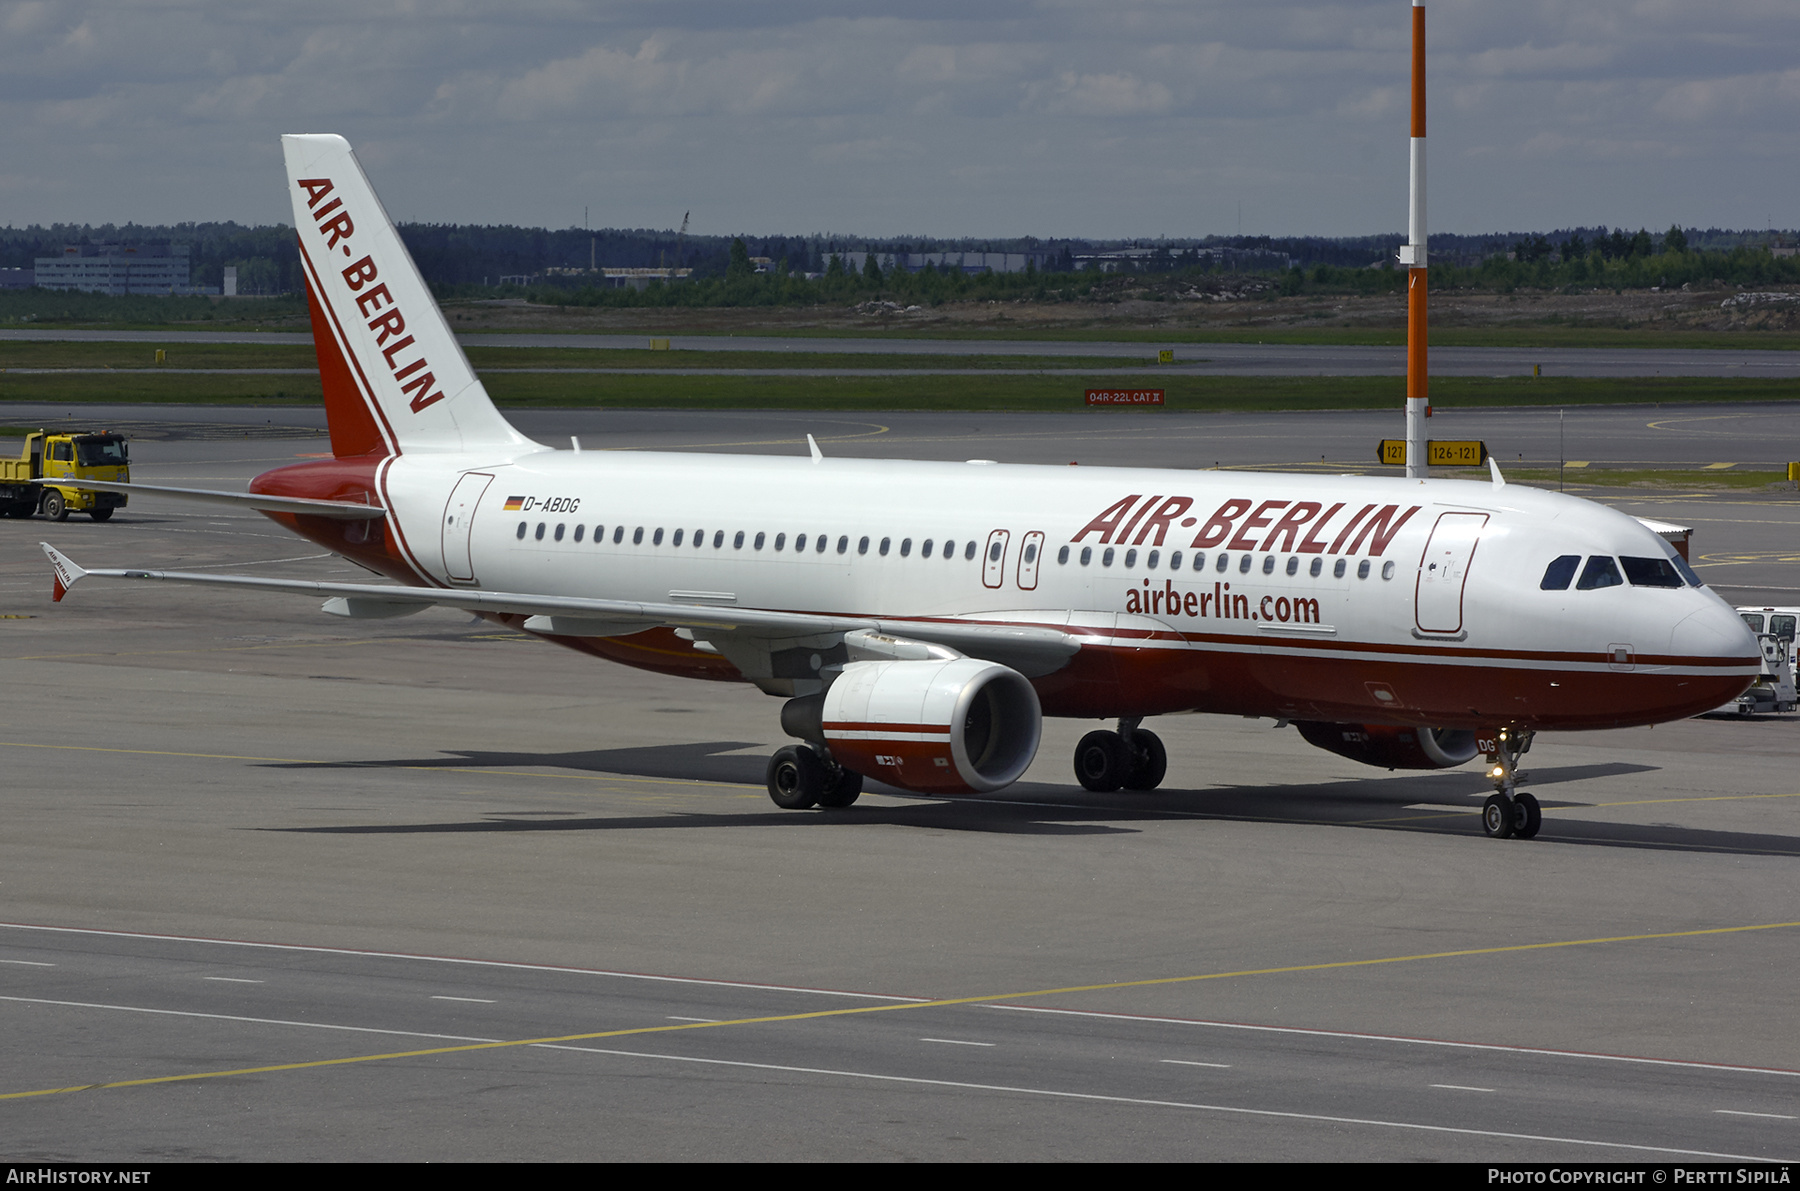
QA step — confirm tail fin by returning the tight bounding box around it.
[281,134,530,458]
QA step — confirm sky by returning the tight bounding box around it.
[2,1,1796,240]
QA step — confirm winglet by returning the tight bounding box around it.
[1488,456,1506,489]
[807,434,823,463]
[40,542,86,603]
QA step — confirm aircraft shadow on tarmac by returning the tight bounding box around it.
[259,745,1800,855]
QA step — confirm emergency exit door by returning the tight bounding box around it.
[1414,511,1488,634]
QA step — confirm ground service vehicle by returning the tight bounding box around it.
[38,134,1762,841]
[1,431,129,521]
[1712,607,1798,715]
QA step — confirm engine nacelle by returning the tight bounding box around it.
[806,657,1042,794]
[1293,721,1479,770]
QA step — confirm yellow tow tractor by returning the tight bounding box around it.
[0,430,130,521]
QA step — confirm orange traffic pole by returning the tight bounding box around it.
[1403,0,1429,478]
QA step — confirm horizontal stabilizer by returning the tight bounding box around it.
[41,478,386,520]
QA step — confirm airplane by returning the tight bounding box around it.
[40,133,1759,840]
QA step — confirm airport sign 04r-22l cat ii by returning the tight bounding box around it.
[40,134,1758,840]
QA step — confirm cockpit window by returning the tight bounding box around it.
[1541,555,1580,590]
[1621,556,1684,588]
[1575,556,1623,590]
[1671,555,1703,588]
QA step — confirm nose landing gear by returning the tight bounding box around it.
[1479,727,1540,839]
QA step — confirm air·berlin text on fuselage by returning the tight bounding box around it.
[1072,493,1421,556]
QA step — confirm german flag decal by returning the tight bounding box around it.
[503,495,526,511]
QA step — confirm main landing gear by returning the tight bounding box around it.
[765,744,862,810]
[1072,717,1167,792]
[1480,727,1540,840]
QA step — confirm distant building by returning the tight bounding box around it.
[836,250,1058,276]
[33,243,218,295]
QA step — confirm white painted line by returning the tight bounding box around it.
[0,960,54,967]
[1715,1109,1798,1120]
[0,921,926,1002]
[1162,1060,1232,1069]
[920,1038,995,1047]
[985,1004,1800,1078]
[531,1043,1794,1163]
[1431,1084,1495,1093]
[203,977,264,984]
[431,996,497,1004]
[667,1016,720,1023]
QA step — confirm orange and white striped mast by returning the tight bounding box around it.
[1400,0,1429,477]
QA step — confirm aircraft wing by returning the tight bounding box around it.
[39,544,1079,674]
[35,478,386,521]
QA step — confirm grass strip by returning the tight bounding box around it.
[0,371,1794,411]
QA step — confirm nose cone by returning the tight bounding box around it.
[1673,601,1760,664]
[1664,600,1762,717]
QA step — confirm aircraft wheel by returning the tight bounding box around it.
[766,745,823,810]
[1481,793,1517,839]
[1121,730,1167,791]
[1512,791,1542,839]
[1074,730,1126,792]
[40,490,66,522]
[88,508,114,522]
[815,765,862,809]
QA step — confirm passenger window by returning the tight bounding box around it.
[1123,549,1137,568]
[1357,560,1371,579]
[1169,550,1182,570]
[1057,545,1069,564]
[595,525,605,542]
[1145,549,1158,569]
[794,533,805,551]
[900,538,912,557]
[516,521,526,540]
[1024,542,1037,564]
[1102,547,1115,567]
[1333,559,1346,578]
[574,525,585,542]
[964,541,976,560]
[1286,557,1298,576]
[1576,556,1623,590]
[1540,555,1580,590]
[613,526,624,544]
[942,539,955,559]
[775,533,786,551]
[734,531,746,549]
[652,528,664,545]
[632,527,644,545]
[1382,560,1395,580]
[1215,553,1229,573]
[1621,557,1682,588]
[923,539,935,558]
[1310,558,1322,577]
[1238,555,1252,574]
[554,524,565,542]
[714,530,725,548]
[1192,552,1206,572]
[837,535,849,554]
[817,534,828,553]
[858,536,870,555]
[1261,555,1274,574]
[672,528,683,546]
[1080,546,1092,566]
[754,532,765,550]
[879,537,890,556]
[535,523,546,541]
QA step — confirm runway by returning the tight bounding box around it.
[2,407,1798,1160]
[3,327,1798,377]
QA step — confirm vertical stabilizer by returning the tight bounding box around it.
[281,134,530,457]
